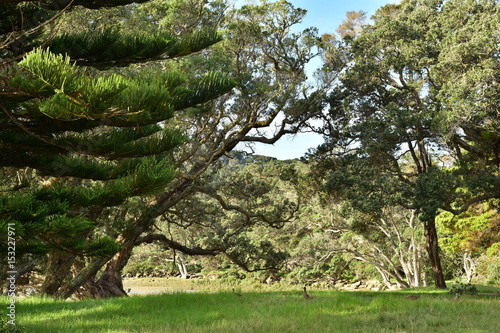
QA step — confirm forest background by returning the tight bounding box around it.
[0,0,499,300]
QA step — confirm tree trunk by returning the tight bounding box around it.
[40,250,77,296]
[176,252,189,278]
[82,236,138,298]
[54,256,113,299]
[424,217,446,289]
[410,213,424,287]
[56,239,137,299]
[463,251,476,283]
[62,145,233,298]
[71,262,128,298]
[93,270,127,298]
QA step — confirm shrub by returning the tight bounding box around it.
[485,264,500,286]
[475,245,500,285]
[285,262,339,285]
[218,267,246,283]
[123,255,173,277]
[449,282,478,295]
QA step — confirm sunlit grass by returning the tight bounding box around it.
[5,285,500,333]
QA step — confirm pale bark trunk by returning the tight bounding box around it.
[176,252,189,278]
[463,251,476,283]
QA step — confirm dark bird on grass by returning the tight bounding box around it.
[303,286,312,299]
[406,295,420,300]
[232,288,243,297]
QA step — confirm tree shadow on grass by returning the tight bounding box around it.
[16,290,500,333]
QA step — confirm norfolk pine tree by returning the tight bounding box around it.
[0,0,234,297]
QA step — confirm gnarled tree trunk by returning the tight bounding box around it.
[73,231,220,298]
[81,232,139,298]
[41,250,77,296]
[54,256,115,299]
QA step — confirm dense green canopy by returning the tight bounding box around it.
[314,0,499,288]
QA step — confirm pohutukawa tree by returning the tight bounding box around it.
[92,0,327,298]
[313,0,499,288]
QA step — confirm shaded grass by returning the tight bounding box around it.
[6,287,500,333]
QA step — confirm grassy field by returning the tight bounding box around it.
[3,284,500,333]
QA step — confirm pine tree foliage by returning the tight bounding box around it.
[0,0,235,295]
[48,28,222,67]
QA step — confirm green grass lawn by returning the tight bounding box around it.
[4,286,500,333]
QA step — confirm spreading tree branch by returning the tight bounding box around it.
[135,234,220,256]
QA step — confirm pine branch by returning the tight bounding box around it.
[48,29,223,68]
[172,71,236,110]
[0,103,70,153]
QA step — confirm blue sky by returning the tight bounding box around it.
[272,0,399,34]
[234,0,400,160]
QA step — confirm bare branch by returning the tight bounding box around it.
[0,0,149,8]
[1,0,75,52]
